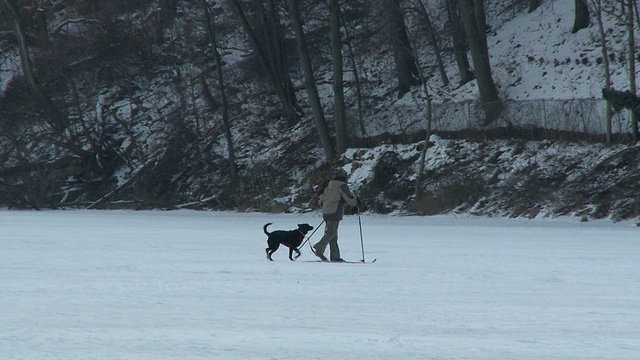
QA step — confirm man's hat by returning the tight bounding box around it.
[332,168,348,180]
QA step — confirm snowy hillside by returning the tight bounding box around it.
[472,1,632,101]
[0,0,639,219]
[360,0,638,137]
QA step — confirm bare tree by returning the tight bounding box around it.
[2,0,64,131]
[384,0,421,98]
[201,0,238,182]
[259,0,301,126]
[330,0,348,153]
[447,0,475,86]
[529,0,543,13]
[458,0,500,108]
[572,0,590,33]
[597,0,639,142]
[403,7,434,206]
[230,0,300,126]
[285,0,335,162]
[592,0,613,144]
[341,7,367,136]
[414,0,449,87]
[627,0,638,141]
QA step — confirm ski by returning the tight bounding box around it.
[342,259,376,264]
[303,258,376,264]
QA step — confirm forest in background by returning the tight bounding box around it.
[0,0,639,220]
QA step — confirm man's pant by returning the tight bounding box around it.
[314,220,340,260]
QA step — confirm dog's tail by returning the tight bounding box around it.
[263,223,272,236]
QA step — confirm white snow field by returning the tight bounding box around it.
[1,210,639,360]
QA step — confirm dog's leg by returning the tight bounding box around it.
[266,248,275,261]
[266,239,279,261]
[288,247,301,260]
[288,247,294,261]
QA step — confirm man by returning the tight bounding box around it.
[313,168,358,262]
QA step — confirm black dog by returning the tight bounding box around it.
[264,222,313,261]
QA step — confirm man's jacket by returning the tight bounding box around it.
[319,180,357,221]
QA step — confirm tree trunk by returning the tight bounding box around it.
[572,0,590,34]
[472,0,489,58]
[330,0,347,153]
[384,0,421,98]
[230,0,299,126]
[3,0,38,94]
[627,0,638,142]
[261,0,301,126]
[634,1,640,37]
[404,9,433,206]
[447,0,475,86]
[529,0,543,13]
[413,95,432,205]
[33,7,51,48]
[416,0,449,87]
[342,10,367,136]
[594,0,613,144]
[3,0,64,131]
[286,0,335,162]
[458,0,500,108]
[201,0,239,182]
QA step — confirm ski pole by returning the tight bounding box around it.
[300,220,325,249]
[358,210,365,263]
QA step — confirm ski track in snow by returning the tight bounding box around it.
[0,210,639,359]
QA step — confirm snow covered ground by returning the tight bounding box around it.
[1,210,638,359]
